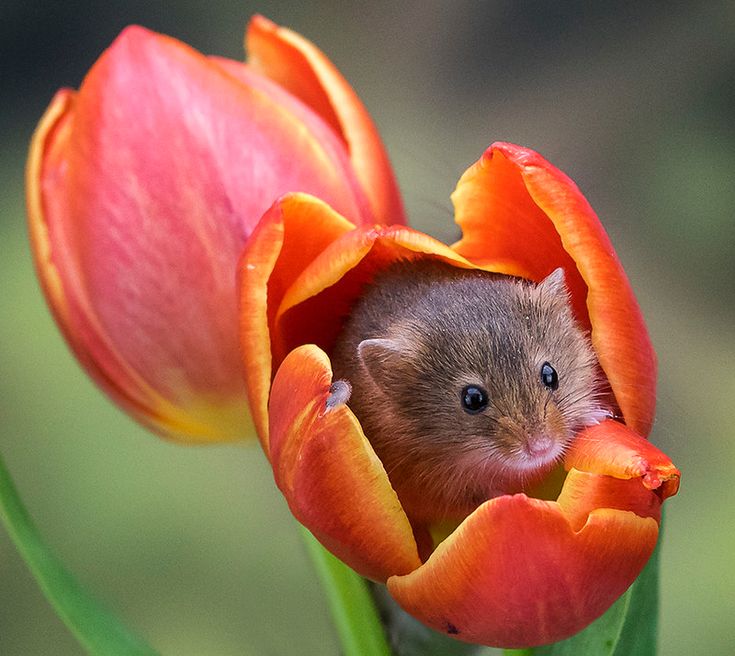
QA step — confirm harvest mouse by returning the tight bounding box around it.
[330,259,610,523]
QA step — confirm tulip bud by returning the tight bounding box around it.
[27,16,404,442]
[238,143,680,647]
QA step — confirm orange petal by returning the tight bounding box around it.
[388,494,658,648]
[556,468,662,533]
[246,15,405,226]
[239,193,357,450]
[565,420,681,499]
[272,224,472,365]
[452,143,656,436]
[269,344,421,581]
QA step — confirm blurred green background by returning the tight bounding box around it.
[2,1,733,654]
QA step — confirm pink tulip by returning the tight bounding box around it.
[27,16,404,442]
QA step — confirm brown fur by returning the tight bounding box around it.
[330,259,609,523]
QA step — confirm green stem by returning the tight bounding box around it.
[0,451,159,655]
[504,650,534,656]
[300,525,393,656]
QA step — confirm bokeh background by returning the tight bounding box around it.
[2,1,733,654]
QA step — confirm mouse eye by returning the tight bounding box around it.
[461,385,489,414]
[540,362,559,390]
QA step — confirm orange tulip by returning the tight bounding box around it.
[239,142,680,647]
[27,16,404,443]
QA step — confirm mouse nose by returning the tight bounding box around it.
[524,433,555,457]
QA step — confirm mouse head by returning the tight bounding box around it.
[355,267,609,485]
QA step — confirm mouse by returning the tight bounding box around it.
[330,258,610,523]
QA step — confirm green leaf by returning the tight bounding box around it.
[0,452,160,656]
[300,525,393,656]
[534,532,661,656]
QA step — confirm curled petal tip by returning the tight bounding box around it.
[565,420,680,500]
[247,13,277,34]
[642,464,681,499]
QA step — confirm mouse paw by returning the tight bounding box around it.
[326,379,352,410]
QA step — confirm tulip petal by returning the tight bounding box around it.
[269,344,421,582]
[565,420,681,500]
[388,494,658,648]
[246,15,405,225]
[452,143,656,436]
[27,90,77,351]
[209,54,373,221]
[555,468,662,533]
[239,193,356,450]
[27,89,233,440]
[273,224,472,364]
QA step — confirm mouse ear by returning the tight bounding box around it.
[357,338,406,387]
[537,267,569,298]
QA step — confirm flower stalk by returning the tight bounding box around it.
[300,525,393,656]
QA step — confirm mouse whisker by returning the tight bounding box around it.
[543,390,553,418]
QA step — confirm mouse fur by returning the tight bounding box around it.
[330,258,610,522]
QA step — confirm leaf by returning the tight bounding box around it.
[533,531,660,656]
[0,452,160,656]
